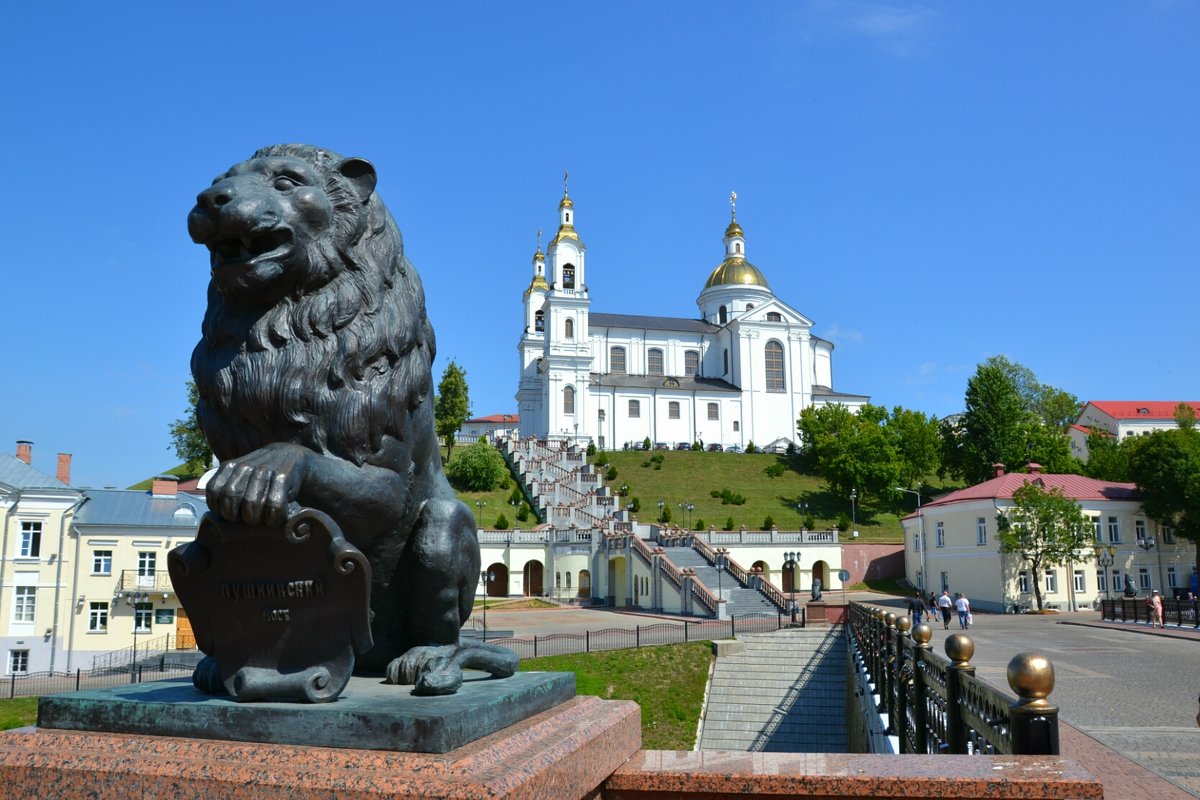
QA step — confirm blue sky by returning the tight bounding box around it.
[2,2,1197,489]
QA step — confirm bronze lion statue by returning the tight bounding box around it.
[187,144,516,695]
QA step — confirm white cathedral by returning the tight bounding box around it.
[516,188,868,451]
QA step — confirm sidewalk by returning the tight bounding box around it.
[1059,616,1200,643]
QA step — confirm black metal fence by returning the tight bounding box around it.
[1100,597,1198,627]
[848,603,1060,755]
[5,662,196,700]
[482,612,791,659]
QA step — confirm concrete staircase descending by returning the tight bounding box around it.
[660,544,780,616]
[698,628,847,753]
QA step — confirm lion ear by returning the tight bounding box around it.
[337,158,377,203]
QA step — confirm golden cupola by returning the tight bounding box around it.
[703,192,769,289]
[524,229,549,296]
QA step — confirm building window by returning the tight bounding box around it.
[1138,568,1151,590]
[564,318,574,339]
[534,310,544,332]
[13,586,36,623]
[648,348,664,376]
[598,409,606,423]
[92,550,112,576]
[1045,571,1058,594]
[668,401,680,420]
[610,346,626,374]
[766,311,783,322]
[719,305,727,324]
[940,572,949,593]
[1111,570,1121,593]
[1135,519,1147,543]
[916,569,924,589]
[707,402,719,421]
[1096,570,1107,594]
[976,517,987,546]
[1162,526,1176,544]
[764,340,785,393]
[935,521,945,548]
[135,602,153,633]
[733,421,739,432]
[19,522,41,558]
[1073,570,1086,593]
[628,400,640,418]
[88,602,108,632]
[563,386,575,415]
[562,264,575,289]
[1018,571,1030,594]
[685,350,699,375]
[565,572,572,589]
[8,650,29,674]
[1091,516,1101,542]
[914,530,922,552]
[1107,516,1119,544]
[1167,566,1177,588]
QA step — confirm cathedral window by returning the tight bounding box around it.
[685,350,699,375]
[535,310,544,332]
[598,409,605,422]
[765,340,785,393]
[723,349,729,374]
[647,348,664,376]
[563,386,575,415]
[668,401,680,419]
[707,403,719,421]
[628,400,640,418]
[766,312,782,322]
[564,318,574,339]
[735,242,742,253]
[719,305,727,324]
[610,346,626,374]
[733,421,739,432]
[562,264,575,289]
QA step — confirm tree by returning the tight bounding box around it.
[443,441,507,491]
[1128,427,1200,583]
[434,361,470,461]
[886,406,942,488]
[168,380,212,476]
[796,403,900,502]
[984,355,1080,430]
[1082,429,1131,482]
[996,482,1092,611]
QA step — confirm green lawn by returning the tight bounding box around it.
[0,697,37,731]
[521,641,713,750]
[601,450,926,542]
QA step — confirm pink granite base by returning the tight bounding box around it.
[605,750,1103,799]
[0,695,640,799]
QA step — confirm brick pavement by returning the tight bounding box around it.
[1060,722,1200,800]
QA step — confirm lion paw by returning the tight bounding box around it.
[385,642,520,696]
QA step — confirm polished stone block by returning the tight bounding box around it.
[38,671,574,754]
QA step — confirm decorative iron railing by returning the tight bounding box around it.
[1100,597,1198,627]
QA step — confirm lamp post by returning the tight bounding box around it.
[849,489,857,526]
[619,483,629,497]
[797,501,808,529]
[896,487,925,591]
[714,549,729,605]
[1095,544,1116,600]
[479,569,495,641]
[677,502,695,530]
[657,499,665,524]
[783,550,799,622]
[1137,534,1156,592]
[124,591,149,680]
[474,499,487,530]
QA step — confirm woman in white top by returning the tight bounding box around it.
[955,593,971,629]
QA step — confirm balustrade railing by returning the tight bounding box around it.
[1100,596,1198,627]
[848,602,1059,755]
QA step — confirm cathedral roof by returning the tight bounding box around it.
[703,256,770,290]
[589,312,719,334]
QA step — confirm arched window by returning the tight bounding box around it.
[564,318,574,339]
[668,401,680,419]
[562,264,576,289]
[563,385,575,414]
[723,349,729,374]
[766,312,782,322]
[719,305,728,324]
[735,242,742,253]
[628,400,641,418]
[648,348,664,376]
[534,310,544,332]
[610,346,626,374]
[765,340,785,393]
[684,349,699,375]
[746,304,754,311]
[707,402,719,421]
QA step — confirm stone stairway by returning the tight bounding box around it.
[698,628,847,753]
[660,544,780,616]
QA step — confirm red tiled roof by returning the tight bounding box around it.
[908,471,1139,516]
[1069,423,1114,437]
[466,413,519,424]
[1086,401,1199,421]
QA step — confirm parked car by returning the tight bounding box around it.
[675,442,692,451]
[706,443,723,452]
[726,445,744,453]
[653,442,670,450]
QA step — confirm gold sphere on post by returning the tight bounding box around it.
[896,616,911,633]
[945,633,974,665]
[885,612,897,627]
[1008,652,1055,704]
[912,623,933,645]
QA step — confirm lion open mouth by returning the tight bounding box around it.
[209,229,293,265]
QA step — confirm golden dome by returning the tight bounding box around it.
[523,274,549,296]
[725,220,743,238]
[703,256,769,289]
[549,224,580,247]
[559,195,574,209]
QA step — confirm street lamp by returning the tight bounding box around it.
[619,483,629,497]
[714,549,729,604]
[479,570,495,641]
[896,487,925,591]
[849,489,857,525]
[783,550,800,621]
[657,499,665,524]
[686,503,695,529]
[124,591,149,680]
[1137,534,1156,592]
[474,499,488,529]
[1095,545,1116,600]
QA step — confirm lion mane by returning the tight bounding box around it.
[192,144,436,468]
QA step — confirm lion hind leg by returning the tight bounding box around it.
[386,642,519,696]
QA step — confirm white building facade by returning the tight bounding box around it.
[517,190,867,451]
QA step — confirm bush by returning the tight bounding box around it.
[643,437,652,451]
[746,440,757,454]
[629,497,641,513]
[762,515,775,531]
[802,513,816,530]
[653,462,662,471]
[586,441,596,456]
[764,463,785,478]
[836,512,852,531]
[642,460,651,468]
[593,450,609,467]
[508,487,524,505]
[723,516,735,531]
[716,489,746,506]
[516,503,530,522]
[494,514,510,530]
[444,442,508,491]
[692,441,702,451]
[710,489,722,498]
[658,505,672,524]
[605,465,618,481]
[693,518,706,531]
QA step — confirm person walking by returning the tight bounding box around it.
[955,592,971,629]
[907,590,924,625]
[937,590,953,629]
[1148,589,1164,628]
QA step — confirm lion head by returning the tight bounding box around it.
[189,144,436,467]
